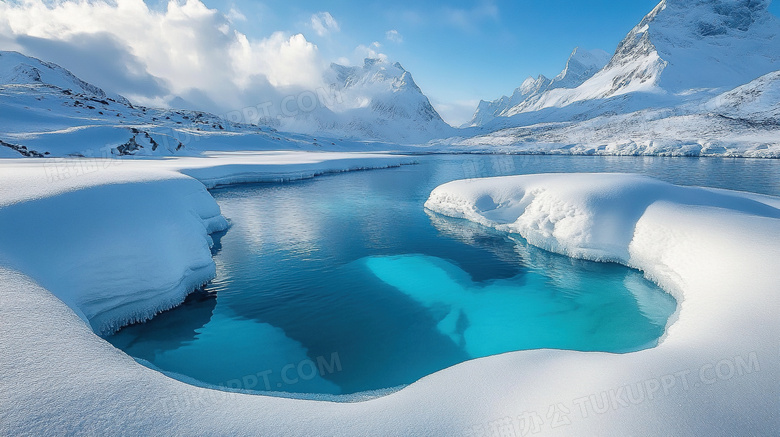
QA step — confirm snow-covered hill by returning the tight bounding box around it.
[445,70,780,158]
[0,52,452,155]
[272,58,454,143]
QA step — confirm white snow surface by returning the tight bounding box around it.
[2,169,778,435]
[444,104,780,158]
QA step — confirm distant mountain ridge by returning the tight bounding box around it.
[0,50,452,146]
[466,48,610,127]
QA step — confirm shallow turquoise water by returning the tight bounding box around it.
[108,155,779,396]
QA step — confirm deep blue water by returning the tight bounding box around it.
[108,155,779,396]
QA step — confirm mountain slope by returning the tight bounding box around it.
[707,70,780,123]
[273,58,454,143]
[586,0,780,99]
[0,51,452,153]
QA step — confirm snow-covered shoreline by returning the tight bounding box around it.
[0,152,414,335]
[1,163,778,435]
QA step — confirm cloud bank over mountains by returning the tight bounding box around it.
[0,0,338,116]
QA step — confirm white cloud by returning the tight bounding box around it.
[354,41,387,62]
[226,7,247,23]
[0,0,327,114]
[309,12,340,37]
[385,30,403,43]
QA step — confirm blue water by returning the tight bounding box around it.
[108,155,779,396]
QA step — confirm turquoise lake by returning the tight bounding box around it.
[108,155,779,396]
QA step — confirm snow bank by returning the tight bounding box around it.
[0,152,411,335]
[2,169,778,435]
[425,173,780,264]
[0,173,226,335]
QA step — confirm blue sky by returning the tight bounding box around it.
[185,0,780,124]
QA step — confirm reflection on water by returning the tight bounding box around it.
[110,290,218,355]
[108,155,779,396]
[365,253,674,358]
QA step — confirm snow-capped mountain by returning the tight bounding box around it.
[466,48,610,127]
[272,58,454,143]
[2,0,779,158]
[468,75,550,127]
[468,0,780,128]
[588,0,780,99]
[0,51,452,158]
[548,48,612,90]
[447,0,780,157]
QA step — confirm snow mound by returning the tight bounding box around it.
[425,173,780,263]
[0,171,227,335]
